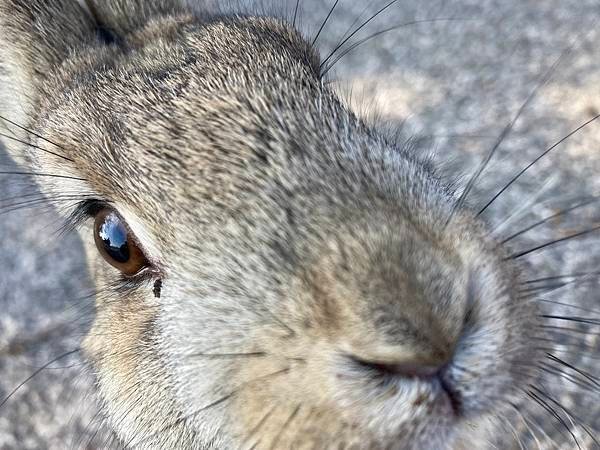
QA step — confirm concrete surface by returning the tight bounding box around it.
[1,0,599,448]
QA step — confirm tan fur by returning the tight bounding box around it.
[0,1,542,448]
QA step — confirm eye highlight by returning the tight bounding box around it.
[93,208,148,276]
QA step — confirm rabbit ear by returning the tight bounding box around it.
[0,1,99,132]
[0,1,217,129]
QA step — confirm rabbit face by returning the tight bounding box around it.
[0,2,539,448]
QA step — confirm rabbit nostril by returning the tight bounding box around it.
[350,356,464,415]
[350,356,443,379]
[439,368,463,416]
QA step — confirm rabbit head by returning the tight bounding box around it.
[0,1,539,448]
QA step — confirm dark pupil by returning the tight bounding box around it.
[98,214,130,263]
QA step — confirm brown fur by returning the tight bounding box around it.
[0,1,541,448]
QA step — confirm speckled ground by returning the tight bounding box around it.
[0,0,599,448]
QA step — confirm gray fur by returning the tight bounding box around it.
[0,0,597,449]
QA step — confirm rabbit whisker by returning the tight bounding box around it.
[526,388,582,450]
[445,43,576,228]
[0,114,69,151]
[292,0,301,28]
[508,223,600,259]
[244,405,277,450]
[311,0,341,47]
[130,367,292,448]
[322,18,467,77]
[0,131,74,162]
[0,348,81,409]
[0,171,87,181]
[531,385,598,447]
[320,0,400,71]
[500,196,600,245]
[534,298,600,315]
[269,404,301,450]
[479,113,600,217]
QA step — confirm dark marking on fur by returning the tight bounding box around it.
[153,279,162,298]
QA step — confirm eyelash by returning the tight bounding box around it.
[68,198,111,228]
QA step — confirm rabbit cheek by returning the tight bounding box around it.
[81,272,189,446]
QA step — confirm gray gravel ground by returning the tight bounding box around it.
[1,0,600,448]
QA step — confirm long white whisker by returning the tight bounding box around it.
[490,174,558,236]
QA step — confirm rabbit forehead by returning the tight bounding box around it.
[33,16,322,202]
[36,17,443,240]
[29,13,463,278]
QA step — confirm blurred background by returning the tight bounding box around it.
[1,0,599,448]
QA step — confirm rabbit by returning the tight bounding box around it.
[0,0,598,448]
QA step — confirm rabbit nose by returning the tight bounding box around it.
[339,298,462,384]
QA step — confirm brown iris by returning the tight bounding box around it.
[93,209,148,275]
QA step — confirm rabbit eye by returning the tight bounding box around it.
[94,208,148,275]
